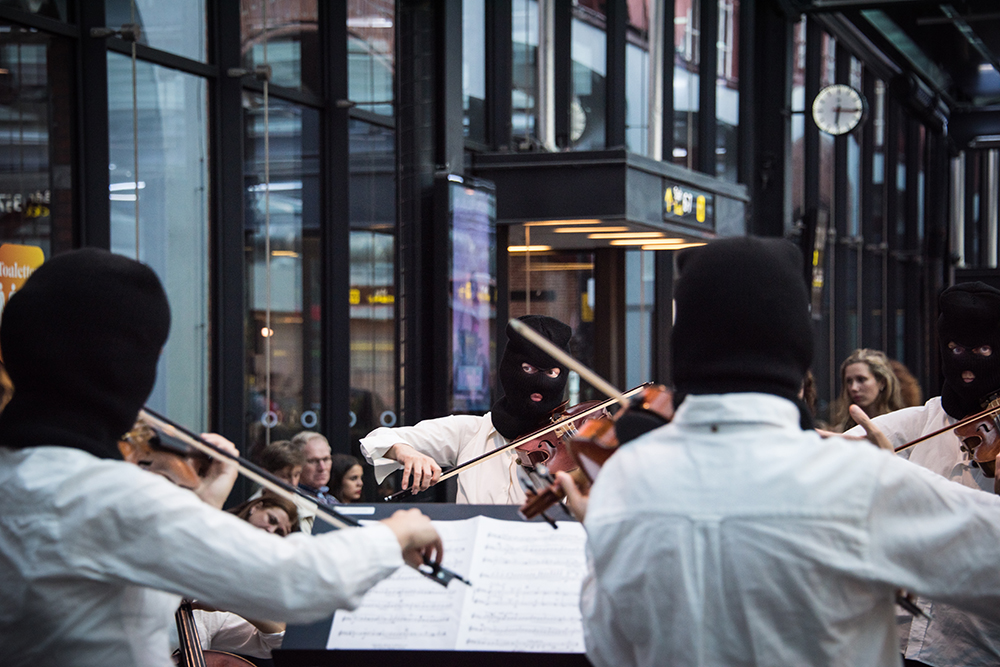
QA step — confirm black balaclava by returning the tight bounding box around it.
[0,248,171,459]
[672,236,814,427]
[938,282,1000,419]
[491,315,572,439]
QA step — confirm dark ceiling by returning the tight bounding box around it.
[789,0,1000,147]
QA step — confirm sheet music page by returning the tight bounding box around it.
[455,517,587,652]
[325,516,588,653]
[326,518,477,650]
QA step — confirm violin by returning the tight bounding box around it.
[954,395,1000,492]
[382,386,648,502]
[513,399,612,472]
[519,384,674,523]
[119,417,213,491]
[174,599,254,667]
[137,408,470,588]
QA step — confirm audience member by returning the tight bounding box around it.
[330,454,364,503]
[832,348,903,431]
[292,430,338,505]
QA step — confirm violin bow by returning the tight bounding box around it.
[509,318,630,406]
[139,408,470,587]
[383,386,647,501]
[893,402,1000,453]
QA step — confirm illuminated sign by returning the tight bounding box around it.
[663,182,714,227]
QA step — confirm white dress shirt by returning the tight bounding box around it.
[184,609,283,659]
[0,445,404,667]
[584,393,1000,667]
[359,413,526,504]
[849,398,1000,666]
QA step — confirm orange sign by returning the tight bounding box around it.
[0,243,44,318]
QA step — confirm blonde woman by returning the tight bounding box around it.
[833,348,904,431]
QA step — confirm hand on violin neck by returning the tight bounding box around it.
[193,433,240,509]
[381,508,444,569]
[387,443,442,493]
[555,471,588,522]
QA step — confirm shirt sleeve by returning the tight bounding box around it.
[358,415,486,483]
[194,610,284,659]
[55,462,406,625]
[867,452,1000,621]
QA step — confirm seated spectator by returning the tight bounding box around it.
[292,431,338,505]
[330,454,365,503]
[252,438,315,533]
[228,495,299,537]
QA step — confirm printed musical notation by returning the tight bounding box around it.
[327,516,588,653]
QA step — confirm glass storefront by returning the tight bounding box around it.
[243,94,321,453]
[0,24,73,260]
[107,52,210,430]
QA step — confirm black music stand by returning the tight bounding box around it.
[273,504,591,667]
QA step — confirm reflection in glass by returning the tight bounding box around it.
[349,119,396,501]
[241,0,319,94]
[108,54,208,429]
[791,19,805,224]
[107,0,206,62]
[673,0,699,170]
[244,94,321,455]
[625,250,655,389]
[463,0,486,141]
[626,0,650,155]
[349,0,395,117]
[571,7,606,150]
[512,0,539,147]
[715,0,738,181]
[0,25,73,259]
[0,0,65,21]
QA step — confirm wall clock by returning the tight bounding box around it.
[811,84,867,135]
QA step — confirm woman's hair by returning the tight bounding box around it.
[888,359,923,408]
[256,439,305,474]
[228,495,300,533]
[329,454,363,502]
[833,348,904,431]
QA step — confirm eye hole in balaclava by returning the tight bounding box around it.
[491,315,572,440]
[938,282,1000,419]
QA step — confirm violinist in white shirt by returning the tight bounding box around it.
[359,314,573,504]
[561,237,1000,667]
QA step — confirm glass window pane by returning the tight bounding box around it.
[673,0,700,170]
[572,13,606,150]
[0,25,74,261]
[791,19,805,222]
[244,95,321,452]
[349,119,396,501]
[625,250,655,389]
[348,0,395,117]
[108,53,209,429]
[625,2,651,155]
[106,0,206,62]
[512,0,539,146]
[716,0,738,182]
[241,0,320,95]
[463,0,486,142]
[0,1,66,21]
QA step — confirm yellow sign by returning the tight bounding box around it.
[0,243,45,360]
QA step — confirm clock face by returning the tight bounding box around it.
[811,84,866,136]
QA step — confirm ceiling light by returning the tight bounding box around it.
[554,226,630,234]
[524,219,602,227]
[590,232,667,240]
[641,242,706,250]
[508,245,552,252]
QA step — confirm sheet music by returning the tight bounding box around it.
[326,516,587,653]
